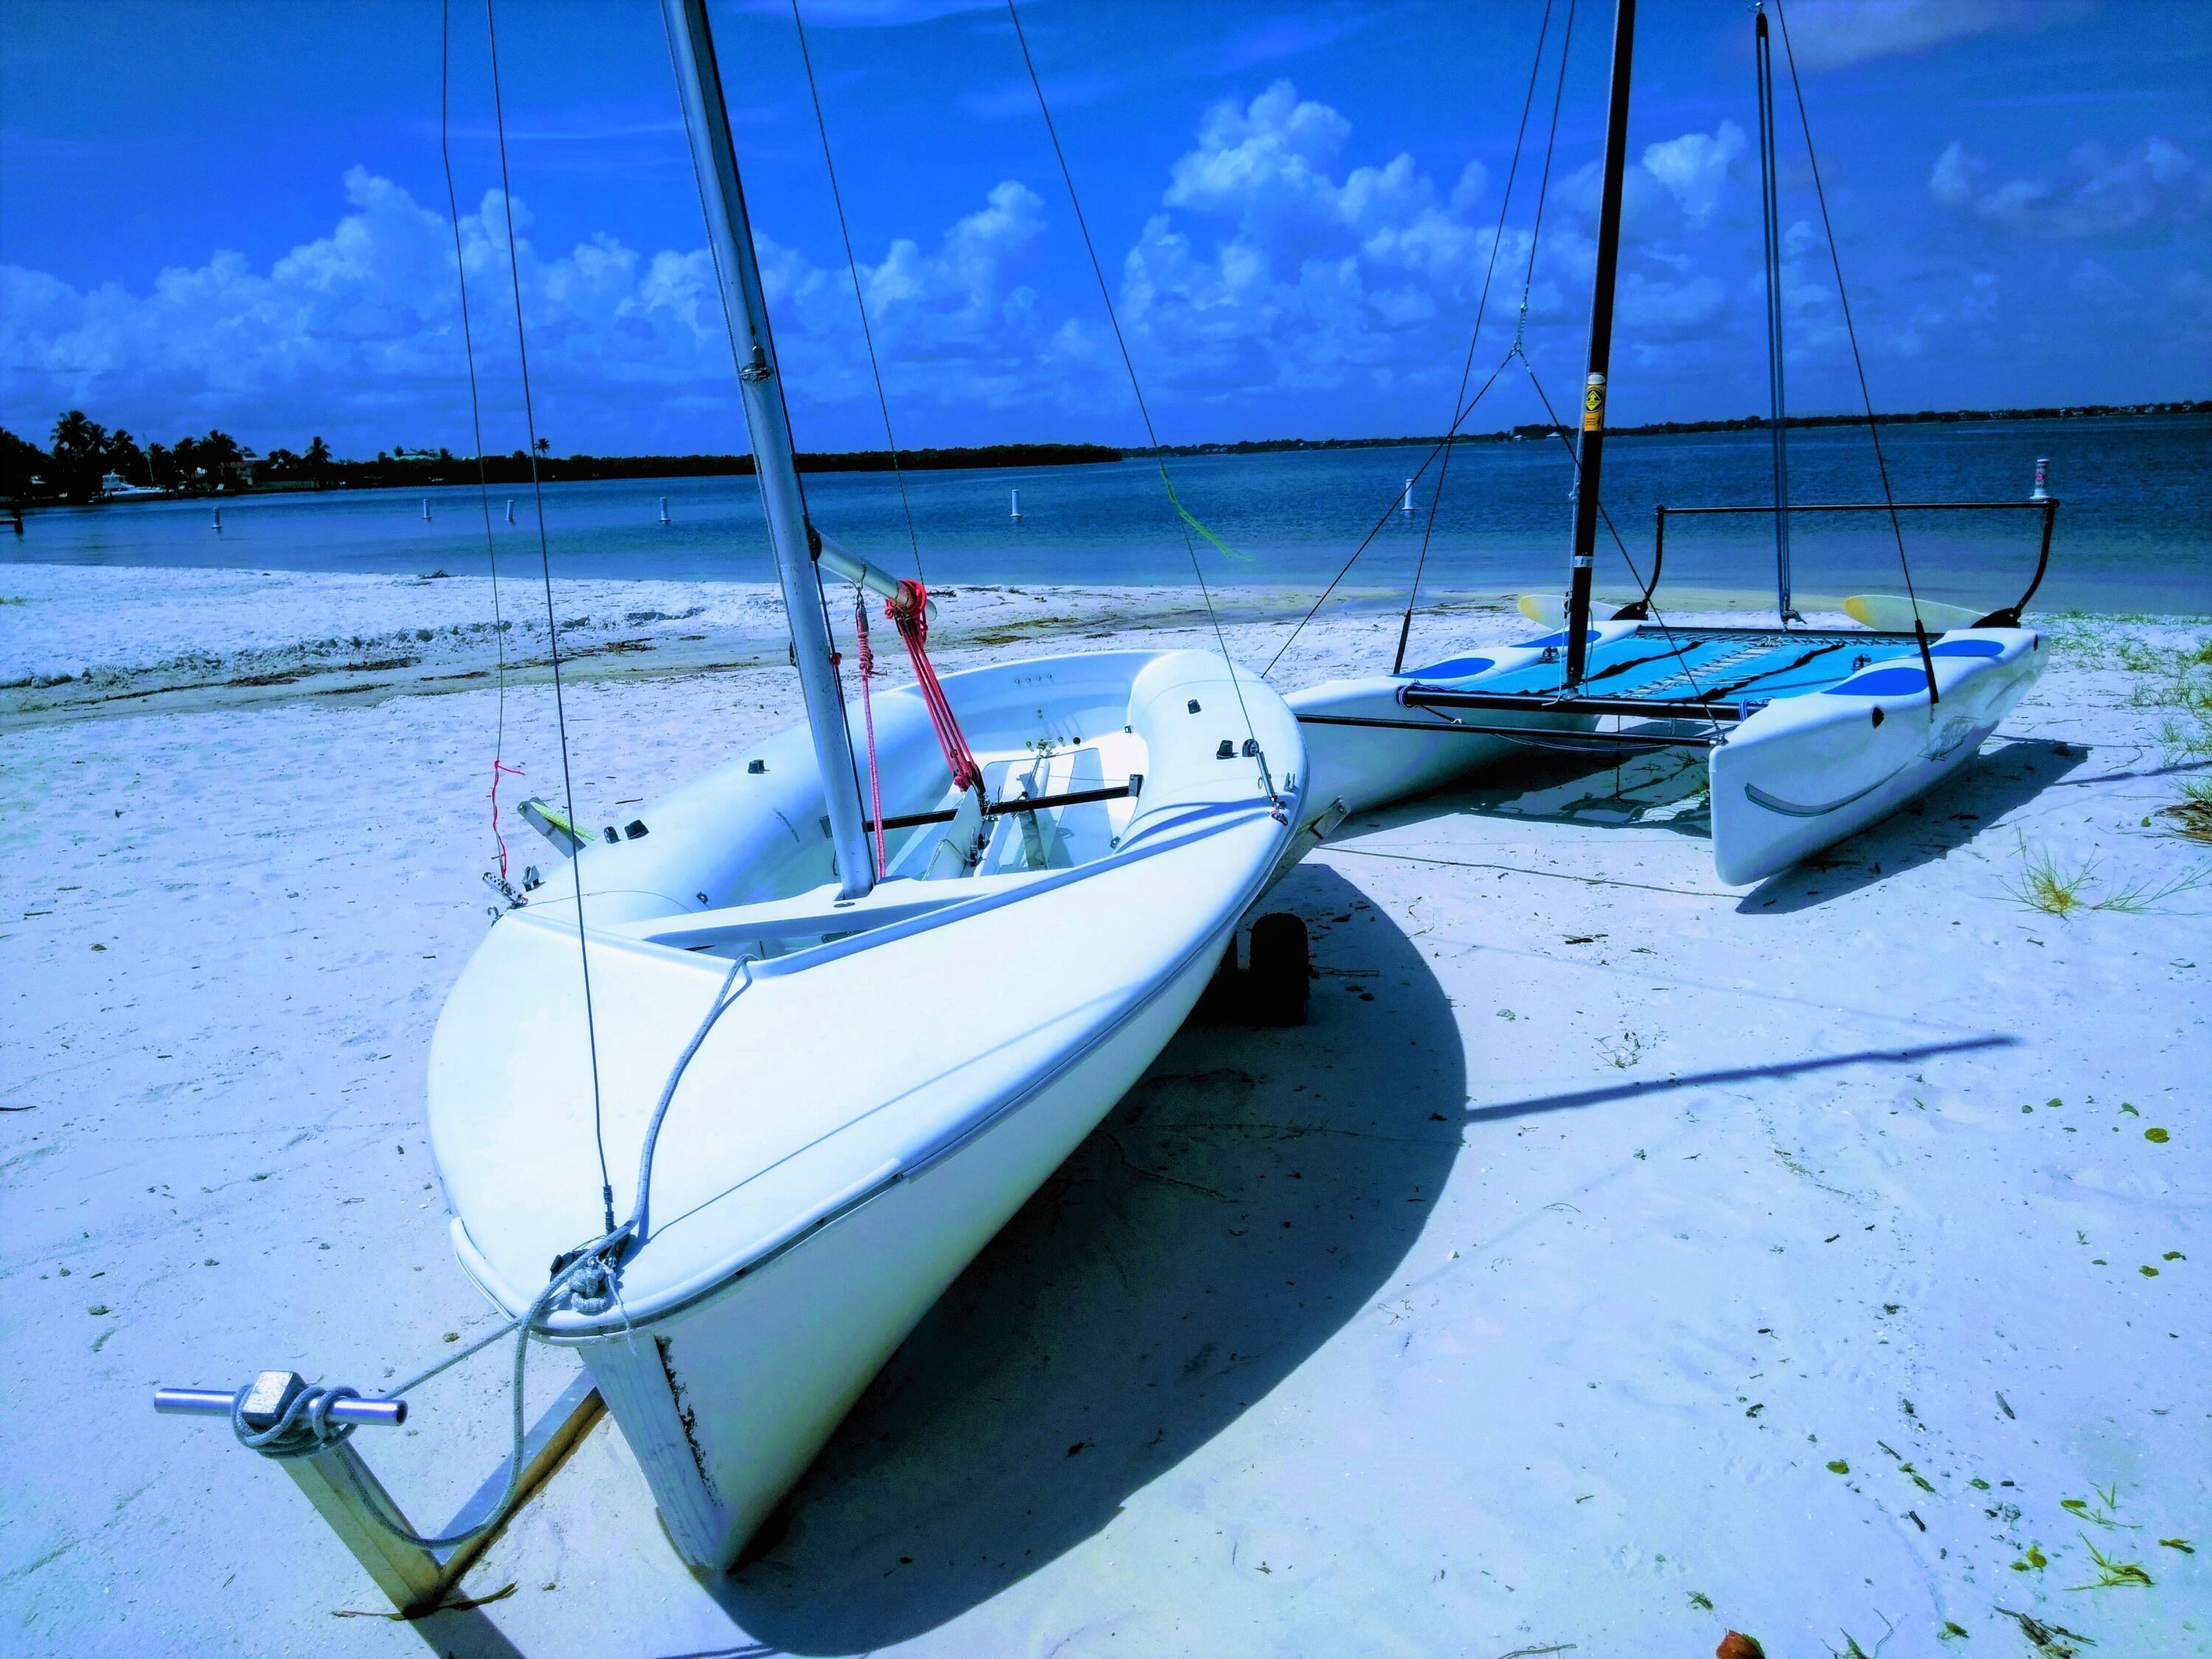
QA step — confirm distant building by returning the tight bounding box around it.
[393,448,441,463]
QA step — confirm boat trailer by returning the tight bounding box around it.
[153,1368,602,1617]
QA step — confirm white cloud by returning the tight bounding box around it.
[1780,0,2061,72]
[1641,122,1747,231]
[1928,136,2210,240]
[0,166,1060,452]
[1928,141,1986,207]
[2068,257,2134,305]
[1110,85,1769,415]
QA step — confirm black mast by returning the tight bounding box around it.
[1563,0,1636,687]
[1754,3,1798,623]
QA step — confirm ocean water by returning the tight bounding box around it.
[8,415,2207,616]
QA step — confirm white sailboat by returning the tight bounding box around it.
[1288,0,2054,886]
[99,470,164,499]
[427,0,1302,1571]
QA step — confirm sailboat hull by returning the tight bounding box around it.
[574,920,1225,1568]
[430,648,1301,1570]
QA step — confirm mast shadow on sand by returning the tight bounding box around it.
[703,863,1464,1654]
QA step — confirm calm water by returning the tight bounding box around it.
[10,415,2208,616]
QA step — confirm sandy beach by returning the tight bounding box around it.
[2,566,2205,1656]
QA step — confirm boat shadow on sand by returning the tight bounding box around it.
[1338,734,2087,917]
[705,861,1465,1655]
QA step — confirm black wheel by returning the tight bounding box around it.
[1245,911,1310,1027]
[1194,934,1244,1023]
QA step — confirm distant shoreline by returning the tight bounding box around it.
[8,403,2201,507]
[1150,400,2211,457]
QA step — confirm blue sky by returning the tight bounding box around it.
[2,0,2207,459]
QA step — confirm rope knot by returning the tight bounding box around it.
[230,1371,361,1461]
[549,1234,627,1315]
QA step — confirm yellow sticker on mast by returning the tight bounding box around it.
[1582,372,1606,433]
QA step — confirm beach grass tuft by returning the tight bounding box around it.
[2007,839,2097,915]
[2068,1533,2153,1590]
[2005,832,2209,914]
[2171,777,2212,842]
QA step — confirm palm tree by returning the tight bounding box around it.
[49,410,108,498]
[51,409,102,461]
[106,428,147,485]
[170,437,203,492]
[305,436,331,487]
[534,437,551,459]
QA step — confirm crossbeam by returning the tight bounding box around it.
[1296,712,1719,751]
[1657,499,2057,516]
[1399,688,1748,722]
[867,780,1135,834]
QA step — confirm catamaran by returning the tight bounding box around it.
[1287,0,2055,886]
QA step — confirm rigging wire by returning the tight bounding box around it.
[1768,0,1939,703]
[1511,0,1579,352]
[1006,0,1279,809]
[484,0,616,1231]
[1514,359,1725,735]
[1266,0,1581,680]
[439,0,518,877]
[655,2,875,876]
[1396,0,1559,675]
[1269,0,1722,744]
[1262,358,1510,678]
[790,0,925,585]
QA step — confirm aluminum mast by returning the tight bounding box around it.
[664,0,874,898]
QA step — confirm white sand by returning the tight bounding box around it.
[2,567,2205,1656]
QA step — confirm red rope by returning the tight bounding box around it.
[490,758,524,878]
[854,597,887,877]
[888,579,981,794]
